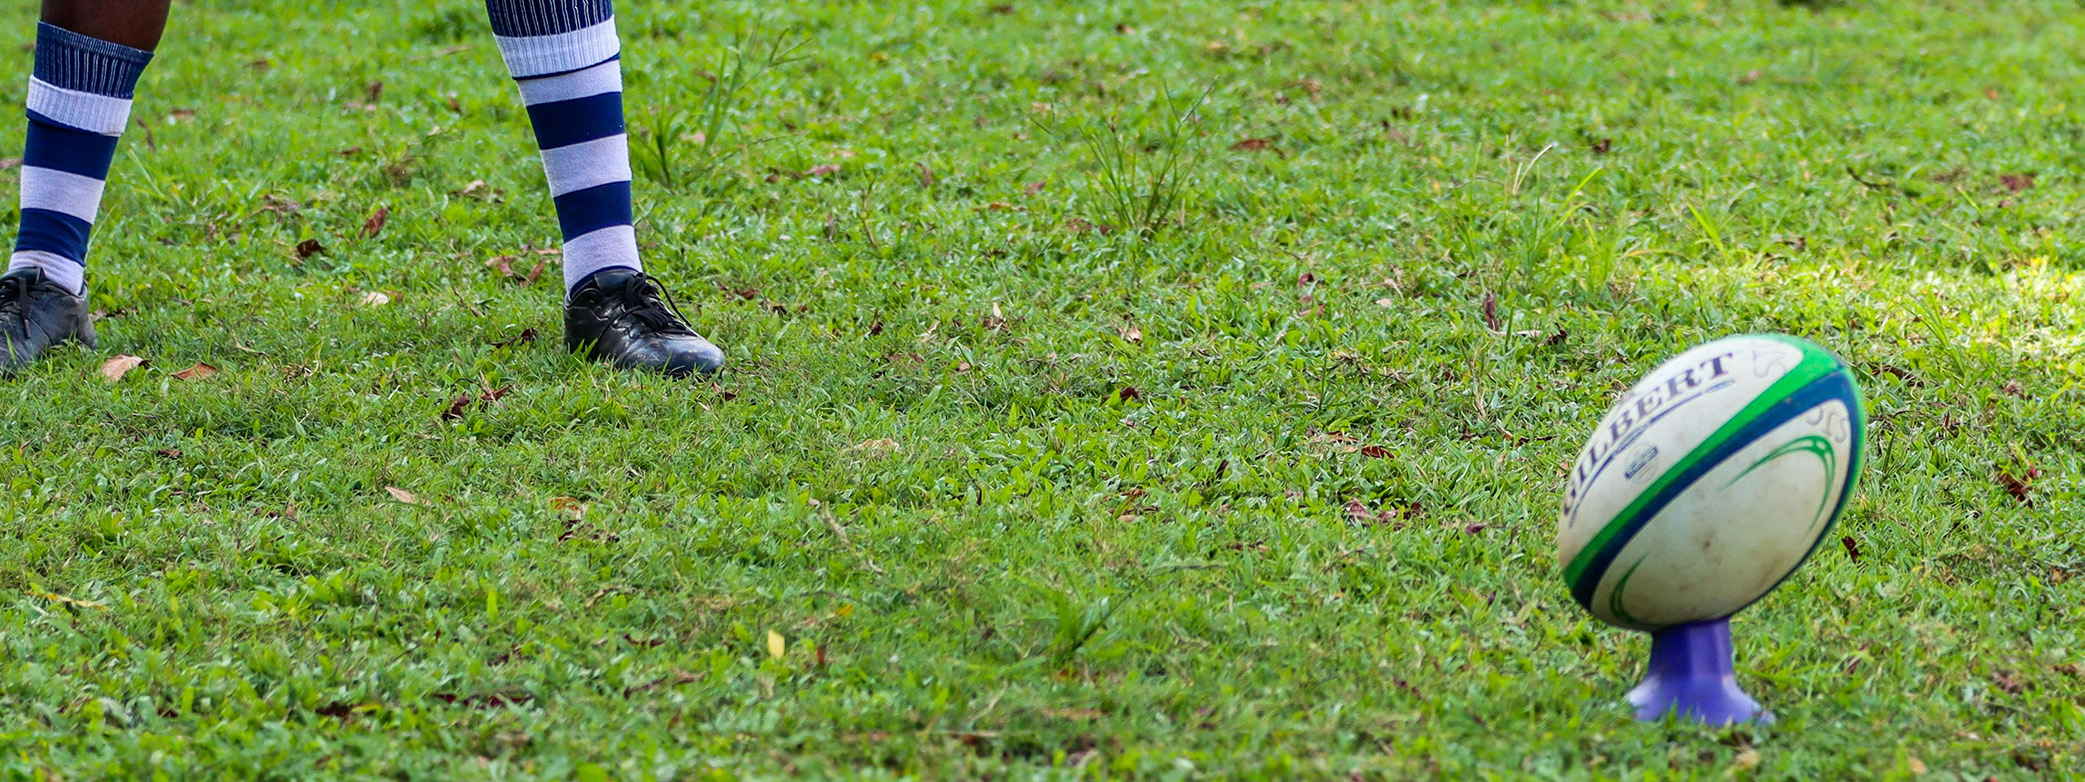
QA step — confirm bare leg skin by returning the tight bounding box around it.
[40,0,170,50]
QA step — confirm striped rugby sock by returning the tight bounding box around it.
[8,24,152,296]
[485,0,639,295]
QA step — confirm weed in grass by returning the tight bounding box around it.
[1032,581,1127,670]
[1046,83,1214,239]
[632,33,807,193]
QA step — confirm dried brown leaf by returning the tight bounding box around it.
[171,362,219,381]
[1872,363,1923,387]
[362,206,391,239]
[314,702,354,719]
[1999,467,2041,504]
[1344,499,1415,528]
[101,355,146,382]
[491,328,537,348]
[441,393,473,420]
[260,193,302,215]
[1990,671,2026,694]
[551,496,587,518]
[385,486,422,505]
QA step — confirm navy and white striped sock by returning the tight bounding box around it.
[8,23,152,296]
[485,0,639,295]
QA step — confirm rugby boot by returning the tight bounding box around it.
[0,266,94,372]
[564,268,724,377]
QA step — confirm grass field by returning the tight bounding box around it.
[0,0,2081,777]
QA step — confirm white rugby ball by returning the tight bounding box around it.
[1558,335,1864,630]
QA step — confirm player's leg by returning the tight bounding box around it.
[0,0,165,370]
[484,0,723,377]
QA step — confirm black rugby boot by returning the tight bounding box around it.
[564,268,724,377]
[0,266,95,372]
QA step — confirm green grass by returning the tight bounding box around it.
[0,0,2080,777]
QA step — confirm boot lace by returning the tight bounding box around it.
[615,273,698,337]
[0,273,28,327]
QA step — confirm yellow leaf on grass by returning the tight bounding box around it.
[849,438,901,458]
[1045,707,1104,721]
[1732,748,1761,771]
[31,590,108,610]
[385,486,421,505]
[766,629,786,660]
[101,355,145,382]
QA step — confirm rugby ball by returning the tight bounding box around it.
[1558,335,1864,631]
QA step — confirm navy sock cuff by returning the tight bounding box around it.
[484,0,614,37]
[34,23,153,98]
